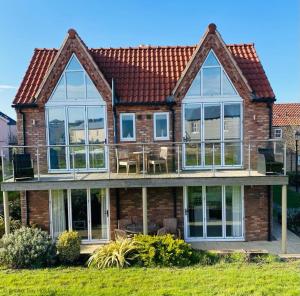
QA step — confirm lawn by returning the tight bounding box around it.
[0,262,300,296]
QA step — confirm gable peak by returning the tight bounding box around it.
[208,23,217,34]
[68,28,77,39]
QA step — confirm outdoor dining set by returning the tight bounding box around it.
[114,217,181,240]
[115,146,169,174]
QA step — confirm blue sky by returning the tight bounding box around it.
[0,0,299,119]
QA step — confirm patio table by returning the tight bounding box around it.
[132,151,150,173]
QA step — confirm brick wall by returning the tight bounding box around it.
[26,190,50,231]
[109,187,183,239]
[244,185,269,241]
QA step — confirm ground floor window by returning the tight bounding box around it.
[185,185,243,240]
[50,188,109,241]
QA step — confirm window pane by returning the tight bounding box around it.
[51,76,65,100]
[205,143,221,166]
[186,73,200,96]
[226,186,242,237]
[204,105,220,140]
[206,186,223,237]
[71,189,88,240]
[90,189,108,240]
[224,104,241,140]
[48,108,65,145]
[223,71,236,95]
[50,147,66,169]
[70,146,86,169]
[187,187,203,237]
[203,51,220,67]
[86,75,102,100]
[67,56,83,71]
[184,104,201,141]
[121,114,134,140]
[155,114,168,138]
[203,67,221,96]
[51,190,68,238]
[68,107,85,144]
[89,145,106,169]
[87,107,105,144]
[225,142,241,165]
[66,71,85,100]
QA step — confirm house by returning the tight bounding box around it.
[272,103,300,172]
[1,24,289,252]
[0,111,17,158]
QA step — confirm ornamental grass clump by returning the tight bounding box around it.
[56,231,81,265]
[87,238,139,269]
[1,226,56,269]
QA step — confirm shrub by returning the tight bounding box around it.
[88,238,138,269]
[1,226,56,268]
[134,234,195,267]
[0,215,21,238]
[56,231,81,265]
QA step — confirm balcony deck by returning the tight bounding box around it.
[1,169,288,191]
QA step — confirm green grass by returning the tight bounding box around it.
[273,185,300,209]
[0,262,300,296]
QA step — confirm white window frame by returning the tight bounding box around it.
[181,100,243,169]
[153,112,170,141]
[183,185,244,242]
[49,188,110,243]
[120,113,136,142]
[274,128,282,139]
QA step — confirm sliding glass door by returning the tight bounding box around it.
[50,188,109,242]
[47,105,107,172]
[185,185,244,240]
[183,102,242,168]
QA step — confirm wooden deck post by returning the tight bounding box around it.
[281,185,287,254]
[3,191,10,235]
[142,187,148,235]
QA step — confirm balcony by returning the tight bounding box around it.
[1,140,288,191]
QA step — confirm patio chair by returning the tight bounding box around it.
[114,229,128,240]
[13,153,34,181]
[115,149,137,174]
[157,218,181,238]
[118,218,132,230]
[148,147,168,174]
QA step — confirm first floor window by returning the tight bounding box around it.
[183,101,242,168]
[47,105,106,171]
[50,188,108,241]
[186,185,243,239]
[120,113,136,141]
[154,112,169,140]
[274,128,282,139]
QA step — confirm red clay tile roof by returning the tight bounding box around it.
[13,44,275,105]
[273,103,300,126]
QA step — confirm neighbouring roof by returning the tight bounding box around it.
[13,43,275,106]
[0,111,16,125]
[273,103,300,126]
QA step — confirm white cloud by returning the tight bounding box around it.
[0,84,17,90]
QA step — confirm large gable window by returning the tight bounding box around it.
[50,54,103,101]
[46,54,107,172]
[186,50,237,97]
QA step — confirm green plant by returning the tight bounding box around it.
[1,226,56,268]
[56,231,81,265]
[0,215,21,238]
[134,234,195,267]
[87,238,138,269]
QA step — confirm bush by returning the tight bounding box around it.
[56,231,81,265]
[0,226,56,268]
[134,234,195,267]
[0,215,21,238]
[88,238,138,269]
